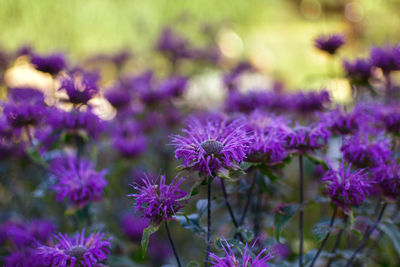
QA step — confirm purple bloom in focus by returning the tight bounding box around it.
[323,107,359,135]
[170,116,249,177]
[112,121,147,158]
[370,45,400,73]
[343,58,372,84]
[34,229,111,267]
[321,163,373,211]
[128,175,187,223]
[286,123,330,153]
[59,71,99,105]
[3,87,46,127]
[120,213,149,242]
[341,135,391,168]
[50,156,108,208]
[31,53,66,76]
[314,34,346,55]
[210,240,274,267]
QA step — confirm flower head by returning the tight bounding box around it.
[323,107,359,136]
[170,116,249,177]
[321,163,374,211]
[373,162,400,199]
[291,90,330,114]
[286,123,330,153]
[128,175,187,223]
[31,53,66,76]
[343,58,372,84]
[370,45,400,73]
[341,135,391,168]
[378,104,400,135]
[112,121,147,158]
[210,240,274,267]
[314,34,346,55]
[59,70,99,105]
[104,83,131,110]
[50,156,108,208]
[34,229,111,267]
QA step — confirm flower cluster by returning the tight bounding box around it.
[314,34,346,55]
[286,123,330,153]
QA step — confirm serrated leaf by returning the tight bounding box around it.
[304,153,329,170]
[141,222,160,256]
[379,222,400,256]
[196,199,208,218]
[273,204,299,243]
[312,219,331,242]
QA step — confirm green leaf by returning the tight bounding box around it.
[217,168,232,181]
[312,219,331,242]
[175,214,206,234]
[215,237,245,250]
[26,148,48,168]
[196,199,208,218]
[179,179,202,201]
[259,165,279,182]
[238,228,254,243]
[379,222,400,256]
[186,261,200,267]
[273,204,299,243]
[141,222,160,256]
[304,153,329,170]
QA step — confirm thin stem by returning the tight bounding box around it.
[165,221,182,267]
[220,178,239,228]
[25,126,33,146]
[309,206,338,267]
[253,187,262,237]
[299,154,304,267]
[345,202,387,267]
[205,182,212,267]
[327,215,348,267]
[239,172,257,226]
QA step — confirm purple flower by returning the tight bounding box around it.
[34,229,111,267]
[343,58,372,84]
[112,121,147,158]
[128,175,187,223]
[373,162,400,199]
[321,163,373,211]
[341,135,391,168]
[291,90,330,114]
[286,123,330,153]
[323,107,359,136]
[210,240,274,267]
[314,34,346,55]
[158,76,188,98]
[170,116,249,177]
[3,87,46,127]
[120,213,149,242]
[223,61,253,91]
[4,250,41,267]
[59,70,99,105]
[156,27,195,61]
[31,53,66,76]
[104,83,131,110]
[378,104,400,134]
[370,45,400,73]
[50,156,108,208]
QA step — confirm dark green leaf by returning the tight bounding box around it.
[196,199,208,218]
[259,166,279,182]
[239,228,254,243]
[379,222,400,256]
[273,203,299,243]
[179,179,202,201]
[215,237,245,250]
[141,222,160,256]
[217,168,232,181]
[312,219,331,242]
[175,214,206,234]
[186,261,200,267]
[304,153,329,170]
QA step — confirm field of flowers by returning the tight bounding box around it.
[1,4,400,266]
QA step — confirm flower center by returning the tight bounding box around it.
[66,245,87,260]
[200,140,224,155]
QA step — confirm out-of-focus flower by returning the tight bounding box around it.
[156,27,195,61]
[370,45,400,73]
[34,229,111,267]
[170,116,249,177]
[128,175,187,223]
[343,58,372,84]
[210,240,274,267]
[291,90,330,114]
[112,121,147,158]
[50,156,108,208]
[158,76,188,98]
[341,135,391,168]
[286,123,330,153]
[31,53,66,76]
[59,70,99,105]
[120,213,149,242]
[223,61,253,91]
[104,83,131,110]
[321,163,373,211]
[4,250,41,267]
[314,34,346,55]
[271,243,291,259]
[323,107,359,136]
[373,162,400,199]
[148,237,173,264]
[3,87,46,128]
[378,105,400,135]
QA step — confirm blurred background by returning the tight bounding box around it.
[1,0,400,90]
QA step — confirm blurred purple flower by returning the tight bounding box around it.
[341,135,391,168]
[158,75,188,98]
[286,123,330,153]
[314,34,346,55]
[378,104,400,134]
[128,175,187,223]
[50,156,108,208]
[171,116,249,177]
[210,240,274,267]
[59,70,99,105]
[31,53,66,76]
[112,121,147,158]
[104,83,131,110]
[156,27,195,61]
[370,45,400,73]
[291,90,330,114]
[120,213,149,242]
[323,107,359,136]
[373,162,400,199]
[223,61,253,91]
[321,163,373,211]
[343,58,372,84]
[34,229,111,267]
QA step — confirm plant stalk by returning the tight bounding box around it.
[205,182,212,267]
[299,154,304,267]
[165,221,182,267]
